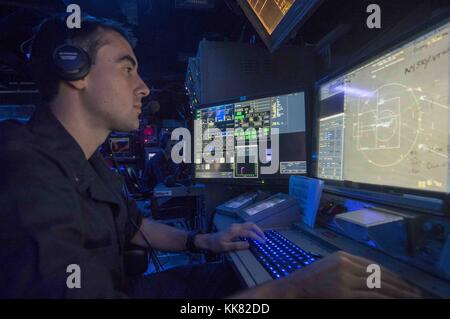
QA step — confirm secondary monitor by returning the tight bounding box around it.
[316,18,450,195]
[194,89,308,183]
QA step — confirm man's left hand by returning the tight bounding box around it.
[196,222,266,253]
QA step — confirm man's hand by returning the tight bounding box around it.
[232,251,422,299]
[196,222,265,253]
[277,251,422,299]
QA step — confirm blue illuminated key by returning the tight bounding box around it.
[247,230,319,279]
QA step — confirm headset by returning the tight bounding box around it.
[52,14,91,81]
[52,43,91,81]
[31,15,92,82]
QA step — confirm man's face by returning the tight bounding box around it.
[82,30,150,132]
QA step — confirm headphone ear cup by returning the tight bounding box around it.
[53,44,90,81]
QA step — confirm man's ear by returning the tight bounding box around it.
[63,77,88,91]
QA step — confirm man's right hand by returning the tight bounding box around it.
[232,251,422,298]
[277,251,422,298]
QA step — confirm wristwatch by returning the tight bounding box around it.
[186,230,202,253]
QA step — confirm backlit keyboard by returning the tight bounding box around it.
[247,230,320,279]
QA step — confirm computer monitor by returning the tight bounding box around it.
[237,0,323,52]
[316,17,450,196]
[194,88,308,183]
[194,103,235,179]
[109,137,131,156]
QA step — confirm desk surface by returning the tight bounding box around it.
[214,213,450,298]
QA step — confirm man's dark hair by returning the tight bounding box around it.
[30,14,136,103]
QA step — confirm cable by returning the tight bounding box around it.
[111,152,164,272]
[20,35,35,57]
[123,188,164,272]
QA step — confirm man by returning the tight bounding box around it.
[0,15,420,299]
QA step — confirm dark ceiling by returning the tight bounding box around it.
[1,0,448,119]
